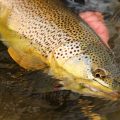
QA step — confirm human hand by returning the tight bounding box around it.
[79,11,109,47]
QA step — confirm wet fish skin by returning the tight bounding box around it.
[0,0,120,99]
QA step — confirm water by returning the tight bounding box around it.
[0,1,120,120]
[0,33,120,120]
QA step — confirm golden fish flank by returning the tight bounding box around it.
[0,0,120,99]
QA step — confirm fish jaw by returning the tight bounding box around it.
[63,78,120,100]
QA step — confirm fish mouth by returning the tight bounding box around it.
[71,78,120,100]
[81,82,120,100]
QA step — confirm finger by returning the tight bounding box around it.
[79,11,109,47]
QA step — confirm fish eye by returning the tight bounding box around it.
[93,69,106,79]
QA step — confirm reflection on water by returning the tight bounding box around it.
[0,1,120,120]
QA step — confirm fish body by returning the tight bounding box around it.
[0,0,120,99]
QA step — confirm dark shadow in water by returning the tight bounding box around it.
[0,38,120,120]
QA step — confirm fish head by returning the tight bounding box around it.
[52,41,120,99]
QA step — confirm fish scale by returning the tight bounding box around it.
[0,0,106,57]
[0,0,120,99]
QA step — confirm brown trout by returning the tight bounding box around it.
[0,0,120,99]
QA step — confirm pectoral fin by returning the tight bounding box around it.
[8,47,46,70]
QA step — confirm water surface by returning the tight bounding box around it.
[0,1,120,119]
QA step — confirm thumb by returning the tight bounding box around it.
[79,11,109,47]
